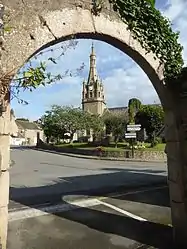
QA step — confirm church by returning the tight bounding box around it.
[80,43,164,142]
[81,43,129,117]
[76,43,130,142]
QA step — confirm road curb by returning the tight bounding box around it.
[34,147,167,164]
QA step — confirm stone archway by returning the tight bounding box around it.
[0,1,187,248]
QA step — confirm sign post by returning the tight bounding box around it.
[125,124,141,158]
[127,124,141,132]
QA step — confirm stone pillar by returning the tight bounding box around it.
[0,93,10,249]
[165,107,187,248]
[0,4,10,249]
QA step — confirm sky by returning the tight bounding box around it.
[11,0,187,121]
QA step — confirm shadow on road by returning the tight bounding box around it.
[57,204,173,249]
[10,169,169,207]
[10,145,36,151]
[9,168,172,248]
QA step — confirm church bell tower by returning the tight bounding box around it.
[82,43,106,115]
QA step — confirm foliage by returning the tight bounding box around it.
[128,98,142,124]
[41,108,66,143]
[135,104,164,144]
[41,105,103,143]
[110,0,184,82]
[42,105,84,143]
[145,0,155,7]
[9,39,85,103]
[150,136,162,147]
[103,112,127,147]
[91,0,104,15]
[87,113,104,141]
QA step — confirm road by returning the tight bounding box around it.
[10,147,167,207]
[8,147,172,249]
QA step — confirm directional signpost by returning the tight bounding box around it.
[125,124,141,158]
[125,132,136,138]
[127,124,141,132]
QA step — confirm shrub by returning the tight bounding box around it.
[151,137,162,147]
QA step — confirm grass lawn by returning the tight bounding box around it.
[143,143,165,151]
[56,142,165,151]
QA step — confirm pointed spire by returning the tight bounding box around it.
[87,42,97,84]
[91,42,95,56]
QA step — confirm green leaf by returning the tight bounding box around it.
[23,71,33,78]
[110,0,183,82]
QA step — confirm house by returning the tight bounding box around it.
[10,110,45,146]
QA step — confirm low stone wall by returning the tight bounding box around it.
[133,150,166,161]
[37,143,167,161]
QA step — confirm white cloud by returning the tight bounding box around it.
[36,65,159,111]
[162,0,186,22]
[104,67,159,107]
[162,0,187,64]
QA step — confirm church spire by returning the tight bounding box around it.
[82,42,106,116]
[87,42,97,84]
[91,42,95,56]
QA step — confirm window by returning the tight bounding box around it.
[90,91,93,98]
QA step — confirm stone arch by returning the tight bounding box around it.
[3,6,169,107]
[0,1,187,248]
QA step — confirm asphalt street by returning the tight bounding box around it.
[8,147,171,249]
[9,147,167,208]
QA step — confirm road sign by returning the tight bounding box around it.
[125,132,136,138]
[127,124,141,131]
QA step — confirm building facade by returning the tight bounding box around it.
[82,44,130,119]
[10,111,44,146]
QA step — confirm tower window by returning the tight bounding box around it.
[99,92,100,97]
[90,91,93,98]
[85,93,88,98]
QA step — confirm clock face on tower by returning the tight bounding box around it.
[89,86,93,91]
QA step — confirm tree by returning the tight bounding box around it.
[146,0,155,7]
[104,112,127,148]
[135,104,164,144]
[41,105,93,144]
[41,109,66,143]
[88,113,104,141]
[128,98,142,124]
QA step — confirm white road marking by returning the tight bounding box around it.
[9,198,101,222]
[98,200,147,222]
[106,185,168,199]
[9,185,168,223]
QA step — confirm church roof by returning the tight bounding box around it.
[103,106,129,119]
[108,106,128,112]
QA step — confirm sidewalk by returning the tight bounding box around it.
[35,147,167,163]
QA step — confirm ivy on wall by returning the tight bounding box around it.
[109,0,184,83]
